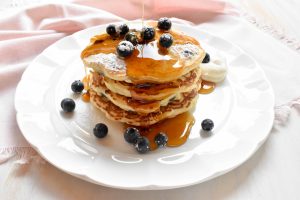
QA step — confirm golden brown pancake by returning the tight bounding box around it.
[90,89,199,126]
[102,67,201,101]
[81,25,204,126]
[90,72,201,114]
[81,29,205,83]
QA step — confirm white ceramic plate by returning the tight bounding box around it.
[15,22,274,190]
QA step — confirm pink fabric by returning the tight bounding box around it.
[0,3,121,148]
[0,1,230,148]
[74,0,236,22]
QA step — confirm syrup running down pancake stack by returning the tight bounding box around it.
[81,21,205,126]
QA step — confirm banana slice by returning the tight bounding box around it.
[200,56,227,83]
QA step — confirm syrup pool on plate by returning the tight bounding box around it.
[125,112,195,150]
[199,80,215,94]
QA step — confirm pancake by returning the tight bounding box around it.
[81,29,205,83]
[81,24,204,126]
[90,72,201,114]
[90,88,199,126]
[103,67,201,101]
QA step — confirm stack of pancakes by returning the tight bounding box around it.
[81,28,205,126]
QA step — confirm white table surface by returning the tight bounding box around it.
[1,1,300,199]
[228,0,300,41]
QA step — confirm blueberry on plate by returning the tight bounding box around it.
[141,27,155,40]
[119,24,129,35]
[159,33,173,48]
[135,136,150,154]
[157,17,172,31]
[71,80,84,93]
[125,32,139,46]
[117,41,134,57]
[202,53,210,63]
[106,24,117,36]
[61,98,75,112]
[124,127,140,144]
[155,132,168,147]
[201,119,214,131]
[93,123,108,138]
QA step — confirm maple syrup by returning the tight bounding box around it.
[82,91,90,102]
[81,74,92,102]
[125,112,195,150]
[141,0,144,27]
[82,74,92,90]
[199,80,215,94]
[81,29,200,84]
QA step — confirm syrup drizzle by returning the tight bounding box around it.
[82,91,90,102]
[199,81,215,94]
[141,0,144,28]
[125,112,195,150]
[80,29,200,83]
[82,74,92,102]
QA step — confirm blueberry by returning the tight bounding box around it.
[135,136,150,154]
[159,33,173,48]
[71,80,84,93]
[155,132,168,147]
[61,98,75,112]
[201,119,214,131]
[124,127,140,144]
[116,41,134,57]
[106,24,117,36]
[125,32,139,46]
[93,123,108,138]
[157,17,172,31]
[183,49,194,57]
[119,24,129,35]
[141,27,155,41]
[202,53,210,63]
